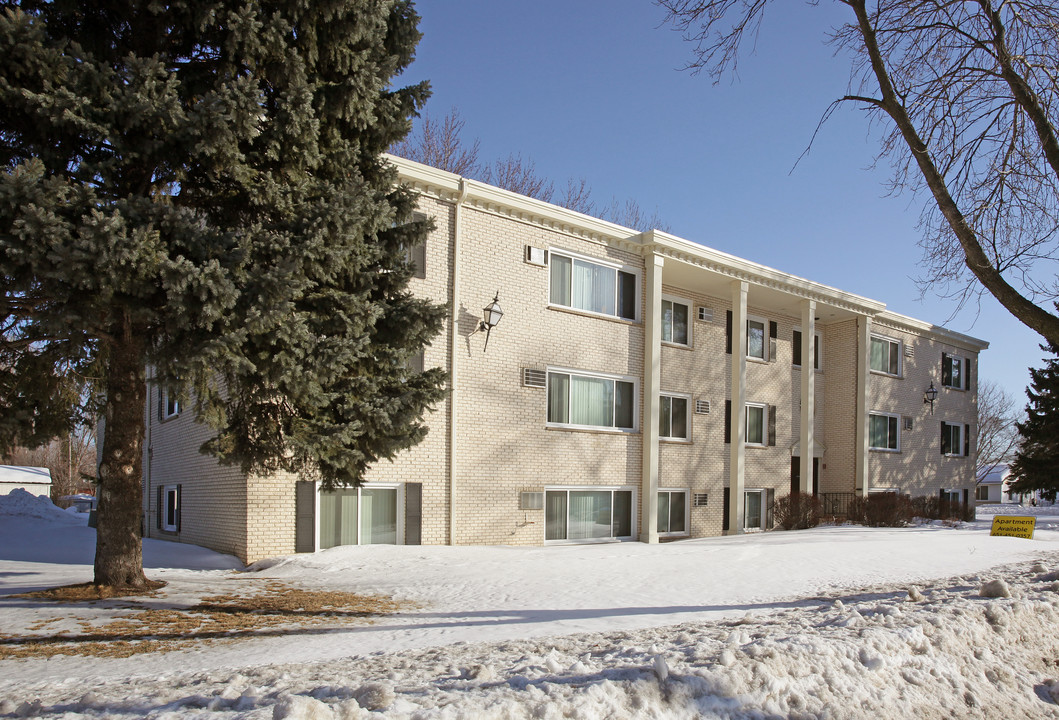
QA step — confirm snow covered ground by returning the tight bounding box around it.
[2,490,1059,719]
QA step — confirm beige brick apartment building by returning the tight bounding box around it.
[142,155,988,563]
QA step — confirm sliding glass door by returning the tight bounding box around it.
[545,488,634,542]
[319,486,399,548]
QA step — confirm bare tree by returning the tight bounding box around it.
[482,154,555,203]
[602,197,673,234]
[4,425,96,504]
[393,108,671,231]
[390,107,482,176]
[975,380,1020,484]
[558,177,596,215]
[659,0,1059,346]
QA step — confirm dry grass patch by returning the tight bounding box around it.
[0,580,403,660]
[17,580,167,601]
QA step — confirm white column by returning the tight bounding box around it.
[855,315,872,496]
[800,300,816,495]
[640,252,664,543]
[728,280,748,534]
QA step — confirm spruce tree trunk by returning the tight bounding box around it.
[93,311,149,588]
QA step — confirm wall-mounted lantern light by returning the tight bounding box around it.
[924,381,938,414]
[476,291,503,351]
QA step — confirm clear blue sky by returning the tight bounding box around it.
[399,0,1047,403]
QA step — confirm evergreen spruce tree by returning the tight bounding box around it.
[1008,342,1059,502]
[0,0,446,588]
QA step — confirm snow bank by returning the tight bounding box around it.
[0,488,81,523]
[4,558,1059,719]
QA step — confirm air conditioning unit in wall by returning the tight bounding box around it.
[525,246,547,266]
[522,368,547,388]
[520,491,544,510]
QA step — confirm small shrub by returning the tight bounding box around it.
[847,493,911,527]
[773,492,821,530]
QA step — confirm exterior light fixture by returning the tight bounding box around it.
[924,381,938,414]
[478,291,503,351]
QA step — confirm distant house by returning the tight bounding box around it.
[139,155,989,564]
[0,466,52,497]
[976,464,1009,503]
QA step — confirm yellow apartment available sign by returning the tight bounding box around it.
[990,515,1036,539]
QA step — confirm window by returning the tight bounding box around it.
[745,403,766,446]
[743,489,775,531]
[942,353,967,390]
[975,485,989,501]
[792,329,821,370]
[869,413,900,451]
[745,490,763,531]
[659,394,690,440]
[870,335,901,375]
[407,350,425,374]
[747,317,766,360]
[657,490,688,535]
[319,485,399,548]
[161,484,180,532]
[545,488,635,542]
[162,388,180,419]
[547,369,636,431]
[941,422,968,456]
[549,251,637,320]
[661,297,690,345]
[401,212,427,279]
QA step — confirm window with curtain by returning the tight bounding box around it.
[657,490,687,535]
[659,395,689,440]
[547,370,636,430]
[869,413,899,450]
[549,251,637,320]
[661,298,690,345]
[319,486,398,548]
[870,335,901,375]
[545,488,634,542]
[744,490,763,530]
[745,404,765,445]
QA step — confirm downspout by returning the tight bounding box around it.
[447,179,469,545]
[144,368,152,538]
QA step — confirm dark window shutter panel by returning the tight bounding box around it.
[156,487,162,530]
[766,489,775,529]
[964,424,970,457]
[767,405,777,446]
[405,482,423,545]
[724,400,731,444]
[725,311,732,354]
[792,330,802,366]
[294,481,316,553]
[769,321,777,338]
[941,353,951,385]
[940,422,948,454]
[965,357,971,390]
[722,487,730,532]
[158,386,165,422]
[175,484,182,532]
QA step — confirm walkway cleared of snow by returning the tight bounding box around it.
[2,490,1059,718]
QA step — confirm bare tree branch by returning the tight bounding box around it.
[660,0,1059,345]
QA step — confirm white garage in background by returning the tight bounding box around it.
[0,465,52,497]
